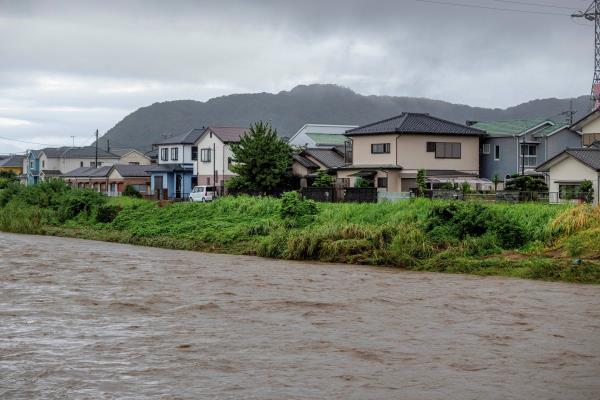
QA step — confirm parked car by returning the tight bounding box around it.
[189,186,215,202]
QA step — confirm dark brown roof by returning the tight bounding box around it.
[346,113,485,136]
[205,127,248,143]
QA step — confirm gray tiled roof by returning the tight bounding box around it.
[206,127,248,143]
[304,147,346,168]
[113,164,150,177]
[346,113,485,136]
[292,153,319,169]
[0,154,25,167]
[40,146,119,159]
[564,148,600,171]
[154,128,206,145]
[40,170,62,176]
[62,166,112,178]
[537,148,600,172]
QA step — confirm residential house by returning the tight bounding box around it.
[573,109,600,146]
[292,147,347,186]
[337,113,487,192]
[193,126,248,190]
[0,154,25,175]
[111,148,153,165]
[536,148,600,204]
[287,124,358,148]
[149,128,205,200]
[470,118,580,187]
[25,146,121,185]
[62,164,150,196]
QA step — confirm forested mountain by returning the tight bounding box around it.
[99,84,590,151]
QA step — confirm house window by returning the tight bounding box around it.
[160,148,168,161]
[494,145,500,160]
[91,161,102,167]
[426,142,436,152]
[80,161,84,167]
[377,177,388,188]
[42,160,45,168]
[434,142,461,159]
[371,143,390,154]
[481,143,491,154]
[129,184,147,193]
[170,147,179,161]
[191,146,198,161]
[128,162,140,165]
[520,144,537,168]
[200,148,212,162]
[559,184,582,201]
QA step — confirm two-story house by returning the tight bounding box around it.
[25,146,122,185]
[470,118,581,187]
[337,113,486,192]
[193,126,248,191]
[148,128,205,200]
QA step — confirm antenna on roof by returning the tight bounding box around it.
[95,129,99,169]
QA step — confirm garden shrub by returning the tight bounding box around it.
[279,191,318,219]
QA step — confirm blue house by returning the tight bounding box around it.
[25,150,41,185]
[148,128,204,199]
[470,118,581,188]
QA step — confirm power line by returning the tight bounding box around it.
[414,0,569,16]
[0,135,67,147]
[488,0,577,10]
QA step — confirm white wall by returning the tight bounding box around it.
[194,133,236,177]
[158,144,191,165]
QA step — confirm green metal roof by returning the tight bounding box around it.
[471,118,570,137]
[306,133,348,145]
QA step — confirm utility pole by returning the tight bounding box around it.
[107,140,110,153]
[95,129,99,168]
[573,1,600,110]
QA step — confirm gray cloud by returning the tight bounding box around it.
[0,0,592,153]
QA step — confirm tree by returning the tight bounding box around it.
[504,174,548,192]
[492,174,501,192]
[580,180,594,204]
[0,171,18,189]
[227,121,293,193]
[416,169,427,196]
[312,170,333,187]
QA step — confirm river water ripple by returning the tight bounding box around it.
[1,232,599,399]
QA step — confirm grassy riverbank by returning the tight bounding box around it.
[2,181,600,283]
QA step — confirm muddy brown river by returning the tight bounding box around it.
[1,233,600,399]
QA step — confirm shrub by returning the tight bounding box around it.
[279,191,318,219]
[388,224,433,266]
[57,189,106,221]
[123,185,142,198]
[96,203,122,223]
[312,170,333,187]
[548,205,600,237]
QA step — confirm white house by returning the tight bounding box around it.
[536,148,600,205]
[193,126,248,188]
[287,123,358,148]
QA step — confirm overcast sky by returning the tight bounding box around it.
[0,0,593,153]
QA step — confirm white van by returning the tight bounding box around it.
[189,186,216,202]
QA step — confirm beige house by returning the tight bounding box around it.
[338,113,486,192]
[292,147,347,186]
[111,149,153,165]
[573,109,600,146]
[536,148,600,205]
